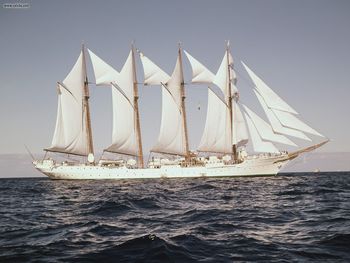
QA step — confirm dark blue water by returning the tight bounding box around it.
[0,172,349,262]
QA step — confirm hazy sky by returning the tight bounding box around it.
[0,0,349,155]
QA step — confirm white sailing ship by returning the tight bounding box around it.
[33,42,328,180]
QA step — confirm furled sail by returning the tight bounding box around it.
[88,49,139,156]
[140,51,188,156]
[242,105,297,146]
[47,50,90,156]
[243,111,280,153]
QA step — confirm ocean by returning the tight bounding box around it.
[0,172,349,262]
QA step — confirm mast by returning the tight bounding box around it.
[82,43,94,159]
[131,43,144,168]
[226,41,237,162]
[178,44,190,160]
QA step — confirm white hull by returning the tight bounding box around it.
[33,155,291,180]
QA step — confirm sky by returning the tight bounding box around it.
[0,0,349,156]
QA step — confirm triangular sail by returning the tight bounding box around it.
[139,52,170,85]
[186,49,246,154]
[213,49,238,98]
[88,49,141,157]
[243,111,280,153]
[271,109,324,137]
[242,62,298,114]
[198,89,232,153]
[254,90,312,141]
[232,100,249,147]
[106,51,139,156]
[242,105,297,146]
[184,50,215,83]
[88,49,120,86]
[47,50,91,156]
[140,51,188,156]
[243,62,323,138]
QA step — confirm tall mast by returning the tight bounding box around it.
[179,44,190,160]
[131,43,144,168]
[82,43,94,158]
[226,41,237,162]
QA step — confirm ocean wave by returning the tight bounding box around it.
[0,172,350,262]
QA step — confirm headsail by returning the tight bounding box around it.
[242,62,297,114]
[242,105,296,146]
[242,62,325,138]
[254,90,312,141]
[47,46,93,156]
[243,111,280,154]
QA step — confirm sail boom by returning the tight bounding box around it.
[197,149,233,155]
[150,149,187,157]
[103,148,138,157]
[44,148,88,157]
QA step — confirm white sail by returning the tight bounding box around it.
[213,49,238,98]
[184,49,238,95]
[198,89,231,153]
[48,51,89,156]
[88,49,120,86]
[242,105,297,146]
[232,100,249,146]
[151,53,187,155]
[254,90,312,141]
[242,62,297,114]
[271,109,324,137]
[184,50,215,83]
[139,52,170,85]
[186,48,243,153]
[88,49,139,156]
[243,112,280,153]
[106,51,138,156]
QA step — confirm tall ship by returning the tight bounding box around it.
[33,42,328,180]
